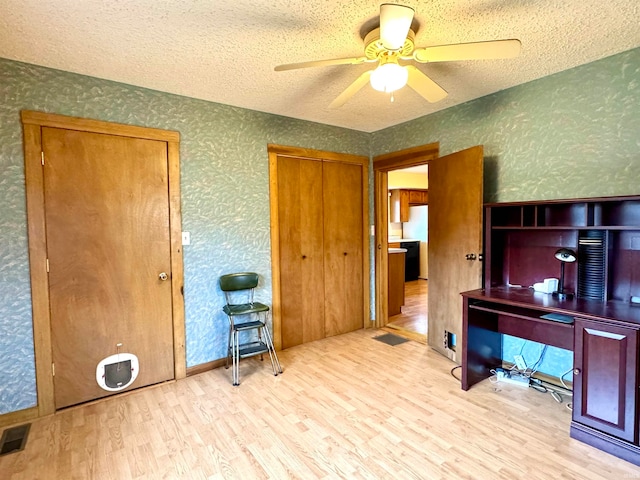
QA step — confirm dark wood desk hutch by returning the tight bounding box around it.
[461,195,640,466]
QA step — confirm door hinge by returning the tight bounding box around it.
[51,363,55,376]
[41,151,45,166]
[46,258,49,272]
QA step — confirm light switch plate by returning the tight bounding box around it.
[182,232,191,245]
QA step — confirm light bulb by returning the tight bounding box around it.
[370,63,408,93]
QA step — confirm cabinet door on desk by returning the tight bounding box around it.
[573,318,638,442]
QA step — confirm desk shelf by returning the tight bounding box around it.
[485,195,640,304]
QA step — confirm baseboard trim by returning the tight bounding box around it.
[0,406,39,429]
[571,421,640,466]
[186,358,226,376]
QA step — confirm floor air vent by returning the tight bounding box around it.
[0,423,30,456]
[578,230,607,301]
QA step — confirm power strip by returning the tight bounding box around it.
[500,374,530,387]
[495,368,530,387]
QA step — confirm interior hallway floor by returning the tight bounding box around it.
[1,328,635,479]
[385,279,428,343]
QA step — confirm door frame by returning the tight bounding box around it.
[372,143,439,329]
[268,144,370,350]
[21,110,186,417]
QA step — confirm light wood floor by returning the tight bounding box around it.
[1,329,636,479]
[386,279,428,342]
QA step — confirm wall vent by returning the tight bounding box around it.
[0,423,30,456]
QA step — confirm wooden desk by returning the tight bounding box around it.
[461,286,640,466]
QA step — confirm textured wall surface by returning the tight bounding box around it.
[372,48,640,204]
[1,46,639,414]
[372,47,640,377]
[0,58,369,414]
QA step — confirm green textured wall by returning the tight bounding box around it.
[0,58,370,414]
[1,46,639,415]
[371,48,640,377]
[372,48,640,204]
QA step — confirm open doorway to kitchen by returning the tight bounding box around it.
[385,165,429,342]
[373,143,439,344]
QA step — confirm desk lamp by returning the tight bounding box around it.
[552,248,577,300]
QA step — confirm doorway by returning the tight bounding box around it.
[385,165,429,342]
[374,143,484,363]
[373,145,438,343]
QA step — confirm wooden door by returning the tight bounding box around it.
[428,146,483,361]
[573,318,638,442]
[277,156,325,349]
[43,127,175,408]
[323,160,364,336]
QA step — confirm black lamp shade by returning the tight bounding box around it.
[553,248,577,300]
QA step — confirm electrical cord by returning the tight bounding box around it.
[510,342,547,378]
[560,367,574,391]
[451,365,461,382]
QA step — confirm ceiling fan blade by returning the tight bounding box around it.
[380,3,415,51]
[275,56,368,72]
[413,39,521,63]
[329,70,372,109]
[405,66,448,103]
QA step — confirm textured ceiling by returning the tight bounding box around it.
[1,0,639,132]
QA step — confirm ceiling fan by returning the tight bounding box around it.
[274,3,521,108]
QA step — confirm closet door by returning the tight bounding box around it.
[323,160,364,336]
[277,156,325,349]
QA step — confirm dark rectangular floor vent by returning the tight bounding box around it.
[0,423,30,456]
[374,333,409,346]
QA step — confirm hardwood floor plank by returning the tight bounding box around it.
[1,329,637,479]
[386,279,428,342]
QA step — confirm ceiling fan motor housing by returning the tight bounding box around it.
[364,27,415,60]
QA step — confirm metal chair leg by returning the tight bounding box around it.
[262,315,282,375]
[225,324,232,369]
[232,329,240,386]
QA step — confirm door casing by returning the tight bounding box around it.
[21,110,186,417]
[372,143,440,329]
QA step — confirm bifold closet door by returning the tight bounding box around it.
[278,156,325,349]
[43,127,175,409]
[323,160,364,336]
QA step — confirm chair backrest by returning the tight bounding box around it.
[220,272,260,307]
[219,272,259,292]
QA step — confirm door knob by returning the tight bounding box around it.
[158,272,168,281]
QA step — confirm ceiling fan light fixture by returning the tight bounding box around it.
[379,3,415,51]
[370,62,408,93]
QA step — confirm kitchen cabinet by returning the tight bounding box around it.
[389,188,428,223]
[388,249,406,316]
[389,241,420,280]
